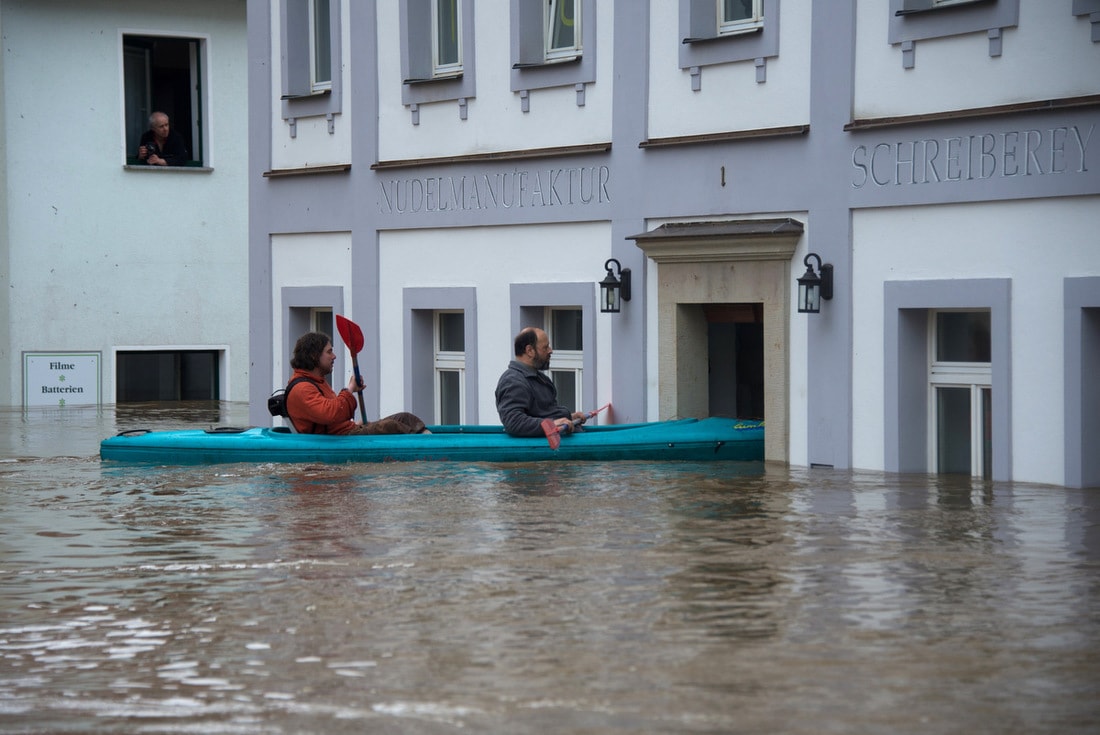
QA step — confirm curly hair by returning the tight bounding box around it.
[291,332,332,371]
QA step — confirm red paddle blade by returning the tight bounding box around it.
[335,314,365,354]
[541,418,561,450]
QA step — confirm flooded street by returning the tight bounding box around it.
[1,403,1098,734]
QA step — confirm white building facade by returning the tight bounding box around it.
[247,0,1100,487]
[0,0,249,406]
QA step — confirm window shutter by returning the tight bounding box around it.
[685,0,719,42]
[404,0,434,82]
[898,0,935,11]
[282,0,311,97]
[514,0,545,66]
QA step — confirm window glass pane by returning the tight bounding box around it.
[935,311,991,362]
[436,0,460,67]
[549,0,577,51]
[551,370,577,413]
[722,0,755,22]
[551,309,583,350]
[936,387,972,474]
[439,370,461,424]
[312,0,331,85]
[438,312,464,352]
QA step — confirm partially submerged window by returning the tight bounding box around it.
[545,307,583,413]
[117,350,220,401]
[434,311,466,425]
[123,35,204,166]
[929,311,993,478]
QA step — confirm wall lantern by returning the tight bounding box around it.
[797,252,833,314]
[599,258,632,314]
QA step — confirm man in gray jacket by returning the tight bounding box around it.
[495,327,587,437]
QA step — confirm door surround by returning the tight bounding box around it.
[630,218,803,463]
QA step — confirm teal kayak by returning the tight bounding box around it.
[99,417,764,465]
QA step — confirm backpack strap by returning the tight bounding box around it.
[284,377,324,433]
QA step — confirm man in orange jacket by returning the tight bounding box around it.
[285,332,426,435]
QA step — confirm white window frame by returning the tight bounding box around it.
[433,310,466,425]
[432,0,464,79]
[308,0,332,93]
[927,310,992,478]
[545,307,584,412]
[545,0,582,63]
[719,0,764,37]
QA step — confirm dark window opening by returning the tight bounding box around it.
[117,351,219,402]
[123,35,204,167]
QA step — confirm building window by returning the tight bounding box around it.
[884,279,1010,481]
[719,0,763,36]
[280,0,342,118]
[405,288,478,424]
[546,0,582,62]
[432,0,463,78]
[679,0,779,69]
[929,311,992,478]
[546,307,583,413]
[888,0,1018,45]
[434,311,466,425]
[310,0,332,92]
[401,0,476,106]
[510,0,595,92]
[116,350,220,401]
[122,35,205,167]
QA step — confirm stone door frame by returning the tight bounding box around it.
[630,218,804,463]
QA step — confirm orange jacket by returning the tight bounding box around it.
[284,369,358,435]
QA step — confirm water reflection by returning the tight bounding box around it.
[0,403,1098,733]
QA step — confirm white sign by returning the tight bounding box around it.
[23,352,101,407]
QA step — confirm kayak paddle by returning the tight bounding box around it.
[335,314,368,422]
[541,403,611,449]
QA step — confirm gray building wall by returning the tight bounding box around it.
[248,1,1100,484]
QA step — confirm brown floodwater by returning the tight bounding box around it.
[1,402,1098,734]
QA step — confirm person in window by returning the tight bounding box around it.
[495,327,586,437]
[138,111,189,166]
[285,331,427,435]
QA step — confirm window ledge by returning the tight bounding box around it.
[896,0,994,15]
[640,125,808,149]
[404,72,464,85]
[262,163,351,178]
[513,56,582,70]
[372,142,610,170]
[683,26,763,44]
[124,164,212,173]
[844,94,1100,131]
[281,89,332,101]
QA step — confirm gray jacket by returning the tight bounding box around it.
[495,360,571,437]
